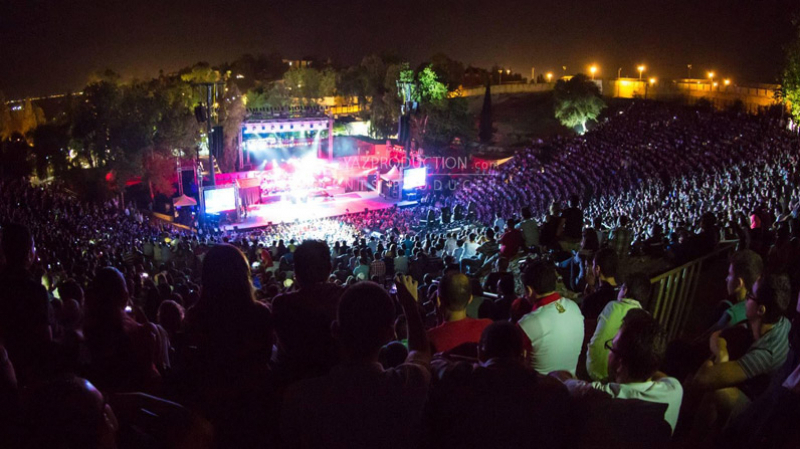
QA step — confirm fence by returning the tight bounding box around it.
[648,241,737,341]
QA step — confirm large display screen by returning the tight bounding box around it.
[403,167,427,190]
[203,187,237,214]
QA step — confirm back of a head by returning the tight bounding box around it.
[730,250,763,293]
[201,244,253,310]
[480,322,525,361]
[157,300,184,334]
[1,223,34,267]
[521,207,533,220]
[58,279,84,303]
[485,228,495,240]
[594,248,619,278]
[521,260,557,296]
[617,310,665,381]
[22,376,115,449]
[619,215,629,227]
[497,274,516,297]
[754,273,790,324]
[89,267,128,312]
[623,272,652,309]
[438,272,472,312]
[569,195,580,208]
[294,240,332,286]
[337,281,395,359]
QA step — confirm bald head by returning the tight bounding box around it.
[438,272,472,311]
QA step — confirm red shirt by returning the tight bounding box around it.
[427,318,493,353]
[500,228,525,258]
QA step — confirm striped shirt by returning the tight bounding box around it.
[739,316,791,379]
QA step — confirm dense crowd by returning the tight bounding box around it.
[0,101,799,448]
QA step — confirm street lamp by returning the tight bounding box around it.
[649,77,657,85]
[590,65,598,80]
[546,72,553,82]
[645,78,656,99]
[638,65,645,80]
[707,71,715,82]
[723,78,731,86]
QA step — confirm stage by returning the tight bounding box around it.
[224,190,413,230]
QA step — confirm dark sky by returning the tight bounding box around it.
[1,0,797,99]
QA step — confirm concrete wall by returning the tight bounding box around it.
[453,82,554,97]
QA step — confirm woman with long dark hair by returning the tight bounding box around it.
[182,243,275,447]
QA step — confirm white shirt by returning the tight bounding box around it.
[564,377,684,433]
[462,241,479,260]
[444,238,457,256]
[517,219,540,247]
[518,296,584,375]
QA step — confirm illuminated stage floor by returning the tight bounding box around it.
[226,190,405,230]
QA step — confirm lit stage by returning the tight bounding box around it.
[223,190,410,230]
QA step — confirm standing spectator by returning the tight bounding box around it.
[272,241,344,384]
[517,206,540,249]
[499,218,525,259]
[609,216,633,259]
[0,224,52,385]
[586,272,652,381]
[281,277,431,449]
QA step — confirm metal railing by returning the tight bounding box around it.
[648,241,737,341]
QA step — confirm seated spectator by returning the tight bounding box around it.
[353,256,371,280]
[558,309,683,434]
[281,277,431,449]
[482,256,510,294]
[272,240,344,383]
[20,375,118,449]
[424,322,571,449]
[427,273,492,354]
[711,250,764,334]
[561,194,584,244]
[690,273,792,439]
[586,272,652,381]
[518,260,584,375]
[460,228,499,275]
[582,248,620,321]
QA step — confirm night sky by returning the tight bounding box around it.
[1,0,797,99]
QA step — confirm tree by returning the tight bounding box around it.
[0,91,10,141]
[218,83,246,173]
[428,53,465,91]
[0,133,33,179]
[779,14,800,123]
[30,123,70,179]
[553,74,605,134]
[479,83,493,143]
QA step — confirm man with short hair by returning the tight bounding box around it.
[423,322,570,448]
[272,240,345,383]
[609,215,633,258]
[560,310,684,434]
[281,277,431,449]
[427,272,493,353]
[582,248,620,321]
[716,250,763,330]
[561,194,584,242]
[393,249,409,274]
[691,274,792,435]
[460,229,498,275]
[517,206,540,248]
[517,260,584,375]
[499,218,525,259]
[587,272,652,381]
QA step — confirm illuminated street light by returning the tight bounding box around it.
[638,65,645,80]
[590,65,598,80]
[649,77,657,85]
[723,78,731,86]
[707,71,715,82]
[712,82,719,88]
[546,72,553,82]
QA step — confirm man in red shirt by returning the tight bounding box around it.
[499,218,525,259]
[427,272,492,353]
